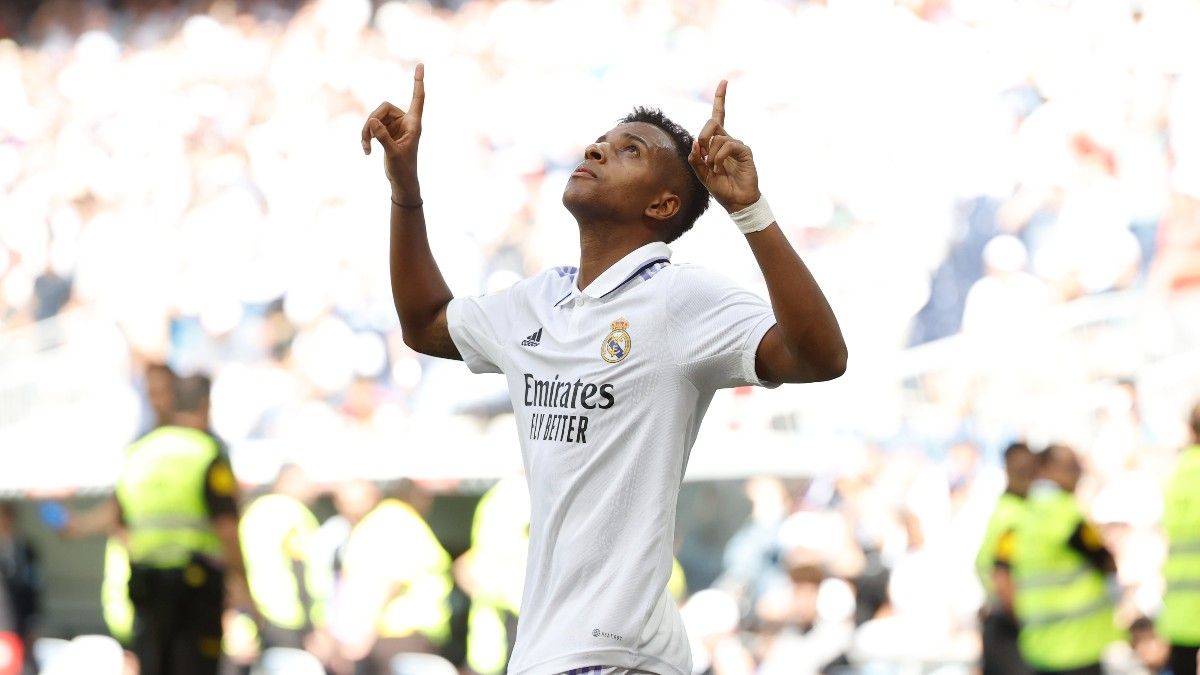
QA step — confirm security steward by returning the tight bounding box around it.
[331,479,452,675]
[459,476,529,675]
[101,537,135,646]
[238,463,318,650]
[996,444,1118,675]
[1161,402,1200,675]
[62,363,178,648]
[975,442,1037,675]
[115,374,251,675]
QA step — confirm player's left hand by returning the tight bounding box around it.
[688,80,761,214]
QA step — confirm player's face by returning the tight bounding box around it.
[562,121,681,225]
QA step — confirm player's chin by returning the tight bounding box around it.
[561,181,595,211]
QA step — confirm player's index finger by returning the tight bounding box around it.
[410,63,425,117]
[712,80,728,125]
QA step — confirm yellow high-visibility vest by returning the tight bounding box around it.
[976,491,1026,600]
[1012,488,1117,671]
[115,427,223,569]
[342,500,452,643]
[1162,445,1200,647]
[239,494,318,630]
[101,538,134,645]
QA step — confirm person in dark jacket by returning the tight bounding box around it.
[0,501,41,675]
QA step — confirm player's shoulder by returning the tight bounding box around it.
[464,266,572,306]
[659,262,747,296]
[517,264,579,299]
[532,264,579,285]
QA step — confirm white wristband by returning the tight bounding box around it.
[729,195,775,235]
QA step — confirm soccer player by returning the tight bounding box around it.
[362,66,847,675]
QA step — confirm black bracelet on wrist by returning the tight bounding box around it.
[390,196,424,208]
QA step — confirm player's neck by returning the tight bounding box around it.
[575,222,660,291]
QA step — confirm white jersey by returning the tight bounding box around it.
[447,241,777,675]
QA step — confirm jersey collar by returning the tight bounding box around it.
[555,241,672,306]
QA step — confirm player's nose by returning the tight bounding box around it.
[584,142,607,162]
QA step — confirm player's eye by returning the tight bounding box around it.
[624,145,639,155]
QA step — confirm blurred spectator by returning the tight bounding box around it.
[961,236,1051,338]
[753,550,855,675]
[139,362,179,437]
[101,537,134,648]
[314,480,450,675]
[0,502,39,675]
[114,374,250,675]
[456,475,527,675]
[1103,616,1171,675]
[679,588,745,675]
[238,464,318,650]
[1160,403,1200,675]
[1001,445,1118,675]
[976,442,1036,675]
[0,578,22,675]
[31,265,71,322]
[716,476,792,609]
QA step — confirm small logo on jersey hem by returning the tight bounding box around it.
[592,628,623,641]
[521,327,543,347]
[601,319,631,363]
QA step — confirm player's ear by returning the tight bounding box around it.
[645,191,681,223]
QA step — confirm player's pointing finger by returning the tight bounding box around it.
[409,63,425,119]
[712,79,727,127]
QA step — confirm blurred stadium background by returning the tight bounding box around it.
[2,0,1200,673]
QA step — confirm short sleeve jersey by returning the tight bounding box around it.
[447,241,777,675]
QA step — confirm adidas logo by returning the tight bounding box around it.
[521,328,543,347]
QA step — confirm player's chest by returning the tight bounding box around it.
[505,302,670,448]
[503,299,668,377]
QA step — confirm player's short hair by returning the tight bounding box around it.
[619,107,710,243]
[173,374,212,413]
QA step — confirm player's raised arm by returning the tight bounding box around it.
[363,64,461,360]
[688,80,847,383]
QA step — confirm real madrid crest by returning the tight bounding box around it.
[601,318,632,364]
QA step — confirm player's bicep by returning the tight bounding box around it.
[754,324,843,384]
[420,304,463,361]
[754,325,798,384]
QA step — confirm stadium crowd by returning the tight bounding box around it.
[3,0,1200,673]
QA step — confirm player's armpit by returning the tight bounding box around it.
[753,324,844,384]
[406,303,462,361]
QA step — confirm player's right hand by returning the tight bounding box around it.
[362,63,425,199]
